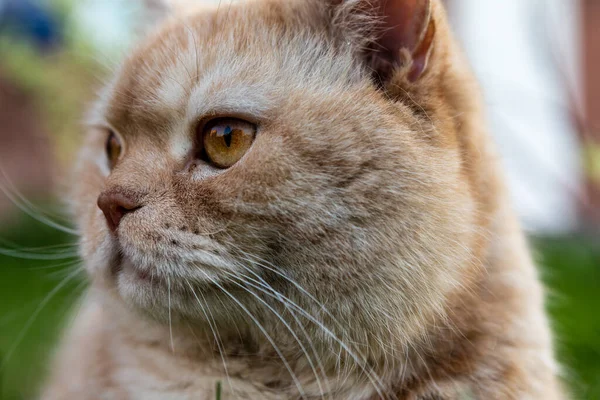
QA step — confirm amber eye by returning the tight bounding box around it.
[106,131,122,168]
[201,118,257,169]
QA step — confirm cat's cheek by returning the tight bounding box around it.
[82,233,119,285]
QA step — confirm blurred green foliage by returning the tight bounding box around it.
[0,213,598,399]
[536,237,600,399]
[0,211,83,400]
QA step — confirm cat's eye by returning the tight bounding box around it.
[106,131,122,169]
[200,118,257,169]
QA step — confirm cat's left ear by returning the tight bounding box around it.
[331,0,436,84]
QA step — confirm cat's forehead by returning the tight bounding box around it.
[98,0,348,136]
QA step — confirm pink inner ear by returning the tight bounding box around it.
[333,0,434,82]
[407,14,436,82]
[378,0,432,56]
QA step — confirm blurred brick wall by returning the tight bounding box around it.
[0,72,55,218]
[583,0,600,225]
[585,0,600,131]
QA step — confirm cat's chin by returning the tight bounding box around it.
[116,261,174,312]
[112,257,229,322]
[118,259,167,291]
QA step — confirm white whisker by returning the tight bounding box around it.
[222,270,327,397]
[197,270,308,399]
[167,276,175,353]
[185,279,240,399]
[224,263,333,396]
[1,266,83,371]
[229,248,388,398]
[0,168,78,236]
[0,248,78,261]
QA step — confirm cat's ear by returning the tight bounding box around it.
[137,0,171,31]
[137,0,199,31]
[331,0,436,84]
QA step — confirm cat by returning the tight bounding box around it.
[42,0,564,398]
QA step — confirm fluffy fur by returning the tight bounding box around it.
[43,0,563,398]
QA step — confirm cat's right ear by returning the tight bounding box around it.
[328,0,436,85]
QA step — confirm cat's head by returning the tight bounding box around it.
[74,0,489,363]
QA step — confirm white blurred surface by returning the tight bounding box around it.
[448,0,583,234]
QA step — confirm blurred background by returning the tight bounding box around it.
[0,0,598,399]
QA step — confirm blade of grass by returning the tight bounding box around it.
[215,380,222,400]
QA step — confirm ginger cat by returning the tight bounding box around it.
[43,0,564,398]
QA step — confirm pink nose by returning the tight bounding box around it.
[97,190,142,233]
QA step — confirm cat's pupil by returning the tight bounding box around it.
[224,126,233,147]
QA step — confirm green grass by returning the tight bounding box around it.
[535,237,600,399]
[0,214,83,400]
[0,215,598,399]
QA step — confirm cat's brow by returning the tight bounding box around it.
[184,77,273,124]
[96,72,274,135]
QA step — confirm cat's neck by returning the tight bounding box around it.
[95,287,381,398]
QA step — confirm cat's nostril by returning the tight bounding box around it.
[97,190,143,233]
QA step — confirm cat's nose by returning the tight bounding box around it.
[97,190,143,233]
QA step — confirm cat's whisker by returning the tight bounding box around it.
[0,238,78,252]
[0,168,72,223]
[228,252,389,398]
[0,169,78,236]
[7,259,80,272]
[221,270,328,397]
[197,269,309,400]
[226,262,334,396]
[0,238,78,260]
[184,279,240,399]
[0,247,79,261]
[225,245,335,316]
[230,247,359,340]
[189,241,386,397]
[1,266,84,371]
[0,261,83,328]
[167,276,175,354]
[42,260,82,275]
[46,262,86,280]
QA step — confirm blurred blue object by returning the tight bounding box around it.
[0,0,61,50]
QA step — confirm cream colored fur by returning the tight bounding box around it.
[42,0,564,399]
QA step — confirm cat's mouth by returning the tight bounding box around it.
[131,267,167,286]
[111,250,231,320]
[107,237,239,315]
[118,256,168,288]
[108,241,174,289]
